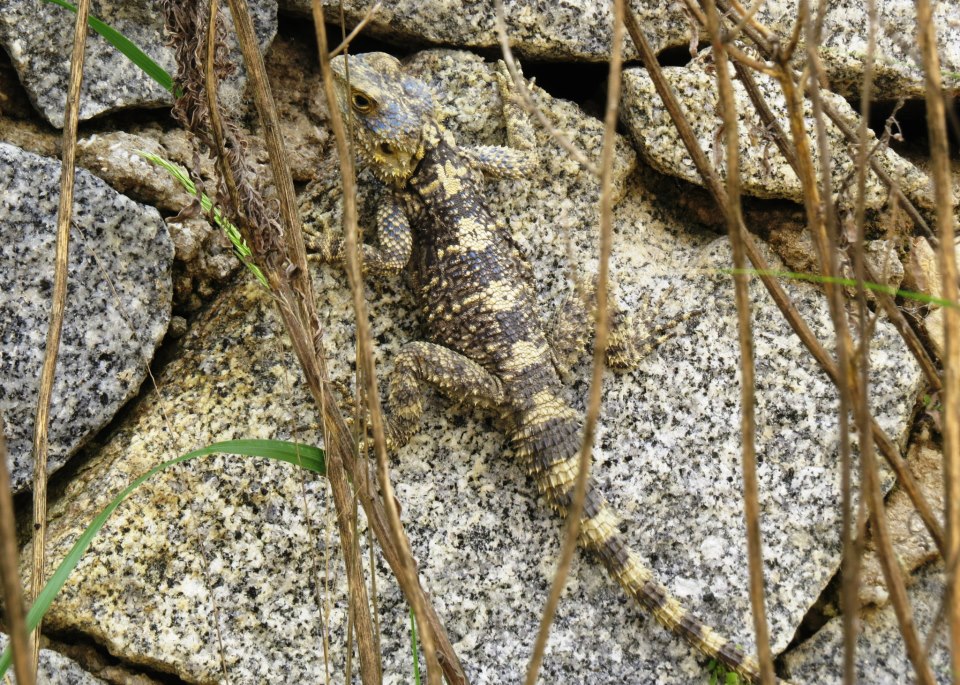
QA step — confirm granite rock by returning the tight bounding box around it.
[785,562,951,682]
[280,0,696,61]
[281,0,958,100]
[759,0,960,99]
[859,444,944,606]
[0,142,173,492]
[31,51,922,683]
[620,55,938,230]
[0,635,107,684]
[0,0,277,128]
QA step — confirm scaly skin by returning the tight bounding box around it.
[326,52,777,683]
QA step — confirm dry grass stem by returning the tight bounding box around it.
[0,419,33,685]
[494,0,599,177]
[309,2,448,682]
[677,0,947,557]
[731,39,940,386]
[844,1,877,678]
[701,1,774,680]
[328,2,383,59]
[627,11,947,678]
[914,0,960,674]
[792,4,933,681]
[224,0,384,679]
[524,1,622,681]
[28,0,91,673]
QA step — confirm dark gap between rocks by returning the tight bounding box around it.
[44,630,190,684]
[863,96,960,159]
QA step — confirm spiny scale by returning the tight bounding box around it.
[327,51,781,683]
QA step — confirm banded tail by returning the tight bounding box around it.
[511,390,775,683]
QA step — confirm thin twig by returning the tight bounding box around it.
[914,0,960,674]
[226,0,382,681]
[655,0,948,558]
[525,1,622,681]
[798,2,934,680]
[732,57,941,392]
[309,2,443,683]
[724,0,768,44]
[328,2,382,59]
[0,418,33,685]
[494,0,599,177]
[848,0,878,679]
[29,0,91,672]
[702,2,774,681]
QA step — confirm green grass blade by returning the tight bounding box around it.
[135,150,268,286]
[42,0,175,93]
[721,267,957,309]
[0,439,324,677]
[410,607,422,685]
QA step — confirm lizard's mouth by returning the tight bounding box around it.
[365,137,423,183]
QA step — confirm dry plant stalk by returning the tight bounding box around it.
[494,0,599,177]
[28,0,91,675]
[734,3,935,679]
[653,0,947,558]
[523,1,622,681]
[697,0,941,679]
[847,0,879,678]
[700,1,775,681]
[913,0,960,674]
[0,419,34,685]
[307,1,445,683]
[160,1,469,682]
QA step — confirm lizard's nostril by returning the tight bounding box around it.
[380,143,393,155]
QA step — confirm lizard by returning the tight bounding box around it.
[321,51,776,683]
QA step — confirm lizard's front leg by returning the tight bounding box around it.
[385,341,506,449]
[462,61,538,180]
[325,189,414,277]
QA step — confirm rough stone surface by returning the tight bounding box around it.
[280,0,696,61]
[0,635,107,684]
[759,0,960,99]
[903,236,942,302]
[0,0,277,128]
[31,51,922,683]
[280,0,959,100]
[620,55,938,229]
[859,443,944,606]
[786,562,950,682]
[0,142,173,492]
[63,32,330,313]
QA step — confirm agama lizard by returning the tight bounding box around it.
[323,51,774,683]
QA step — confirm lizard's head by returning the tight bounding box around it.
[330,52,435,185]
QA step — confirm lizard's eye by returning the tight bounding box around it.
[379,143,393,155]
[351,92,374,112]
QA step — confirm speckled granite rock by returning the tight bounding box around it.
[281,0,958,99]
[785,562,950,682]
[859,444,944,606]
[0,635,107,684]
[30,51,922,683]
[0,143,173,492]
[620,55,937,228]
[759,0,960,99]
[66,32,330,313]
[0,0,277,128]
[280,0,695,61]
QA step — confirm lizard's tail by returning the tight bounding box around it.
[511,395,773,683]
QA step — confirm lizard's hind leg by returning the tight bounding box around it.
[385,341,506,449]
[548,279,698,374]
